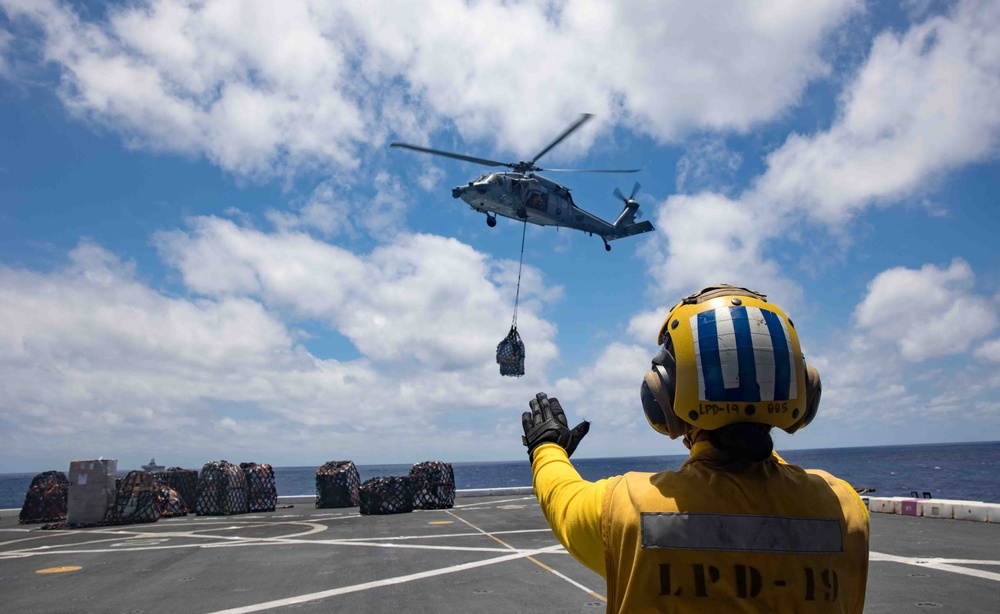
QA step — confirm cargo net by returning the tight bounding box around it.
[316,461,360,508]
[359,476,413,515]
[19,471,69,524]
[157,485,187,517]
[106,471,160,525]
[496,326,525,377]
[154,468,198,513]
[240,462,277,512]
[408,462,455,510]
[196,461,248,516]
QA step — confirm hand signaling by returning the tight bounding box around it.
[521,392,590,461]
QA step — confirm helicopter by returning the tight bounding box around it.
[391,114,653,251]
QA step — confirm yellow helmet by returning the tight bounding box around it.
[641,285,821,438]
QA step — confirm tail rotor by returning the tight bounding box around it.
[612,182,644,229]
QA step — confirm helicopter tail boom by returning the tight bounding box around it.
[606,219,654,241]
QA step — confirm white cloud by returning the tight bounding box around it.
[0,27,10,77]
[753,0,1000,224]
[0,0,859,177]
[975,338,1000,362]
[551,341,678,455]
[641,0,1000,308]
[0,231,577,467]
[1,0,365,177]
[265,181,356,239]
[154,215,561,371]
[643,192,802,306]
[675,136,743,195]
[853,259,997,362]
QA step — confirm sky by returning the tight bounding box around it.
[1,0,999,473]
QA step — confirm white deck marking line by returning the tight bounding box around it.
[451,496,536,509]
[446,510,606,602]
[330,528,552,542]
[202,543,566,614]
[0,522,327,558]
[0,534,522,559]
[0,532,154,550]
[199,539,512,553]
[872,551,1000,583]
[923,559,1000,565]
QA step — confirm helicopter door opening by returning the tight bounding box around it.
[524,191,549,213]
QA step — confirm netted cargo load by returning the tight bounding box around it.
[408,461,456,510]
[106,471,160,525]
[496,326,525,377]
[316,461,360,508]
[157,485,187,517]
[19,471,69,524]
[359,476,413,515]
[240,462,277,512]
[196,460,248,516]
[154,468,198,513]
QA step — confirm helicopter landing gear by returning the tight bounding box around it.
[486,214,497,227]
[603,239,611,252]
[516,207,528,220]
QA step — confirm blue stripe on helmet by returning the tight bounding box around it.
[761,309,791,401]
[728,307,762,402]
[696,310,726,400]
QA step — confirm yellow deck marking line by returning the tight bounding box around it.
[447,510,606,603]
[36,566,81,573]
[871,551,1000,583]
[203,543,566,614]
[427,521,453,525]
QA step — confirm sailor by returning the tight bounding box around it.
[521,285,869,613]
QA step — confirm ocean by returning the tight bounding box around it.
[2,441,998,510]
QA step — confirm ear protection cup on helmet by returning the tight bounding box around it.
[640,343,689,439]
[784,364,822,433]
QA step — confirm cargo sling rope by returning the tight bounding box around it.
[497,219,527,377]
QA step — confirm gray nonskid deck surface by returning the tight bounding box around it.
[1,497,998,613]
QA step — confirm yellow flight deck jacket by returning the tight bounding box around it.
[531,442,869,614]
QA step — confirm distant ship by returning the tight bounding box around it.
[141,458,165,472]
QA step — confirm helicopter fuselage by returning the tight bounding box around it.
[391,113,653,249]
[452,172,619,238]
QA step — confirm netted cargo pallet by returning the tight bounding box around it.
[157,485,187,517]
[240,462,277,512]
[106,471,159,525]
[19,471,69,524]
[154,468,198,513]
[497,326,525,377]
[316,461,360,508]
[359,476,413,515]
[196,461,248,516]
[409,461,456,510]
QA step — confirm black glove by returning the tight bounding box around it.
[521,392,590,460]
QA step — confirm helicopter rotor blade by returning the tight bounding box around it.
[613,187,626,202]
[528,113,594,166]
[629,182,641,200]
[541,167,642,173]
[390,143,510,168]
